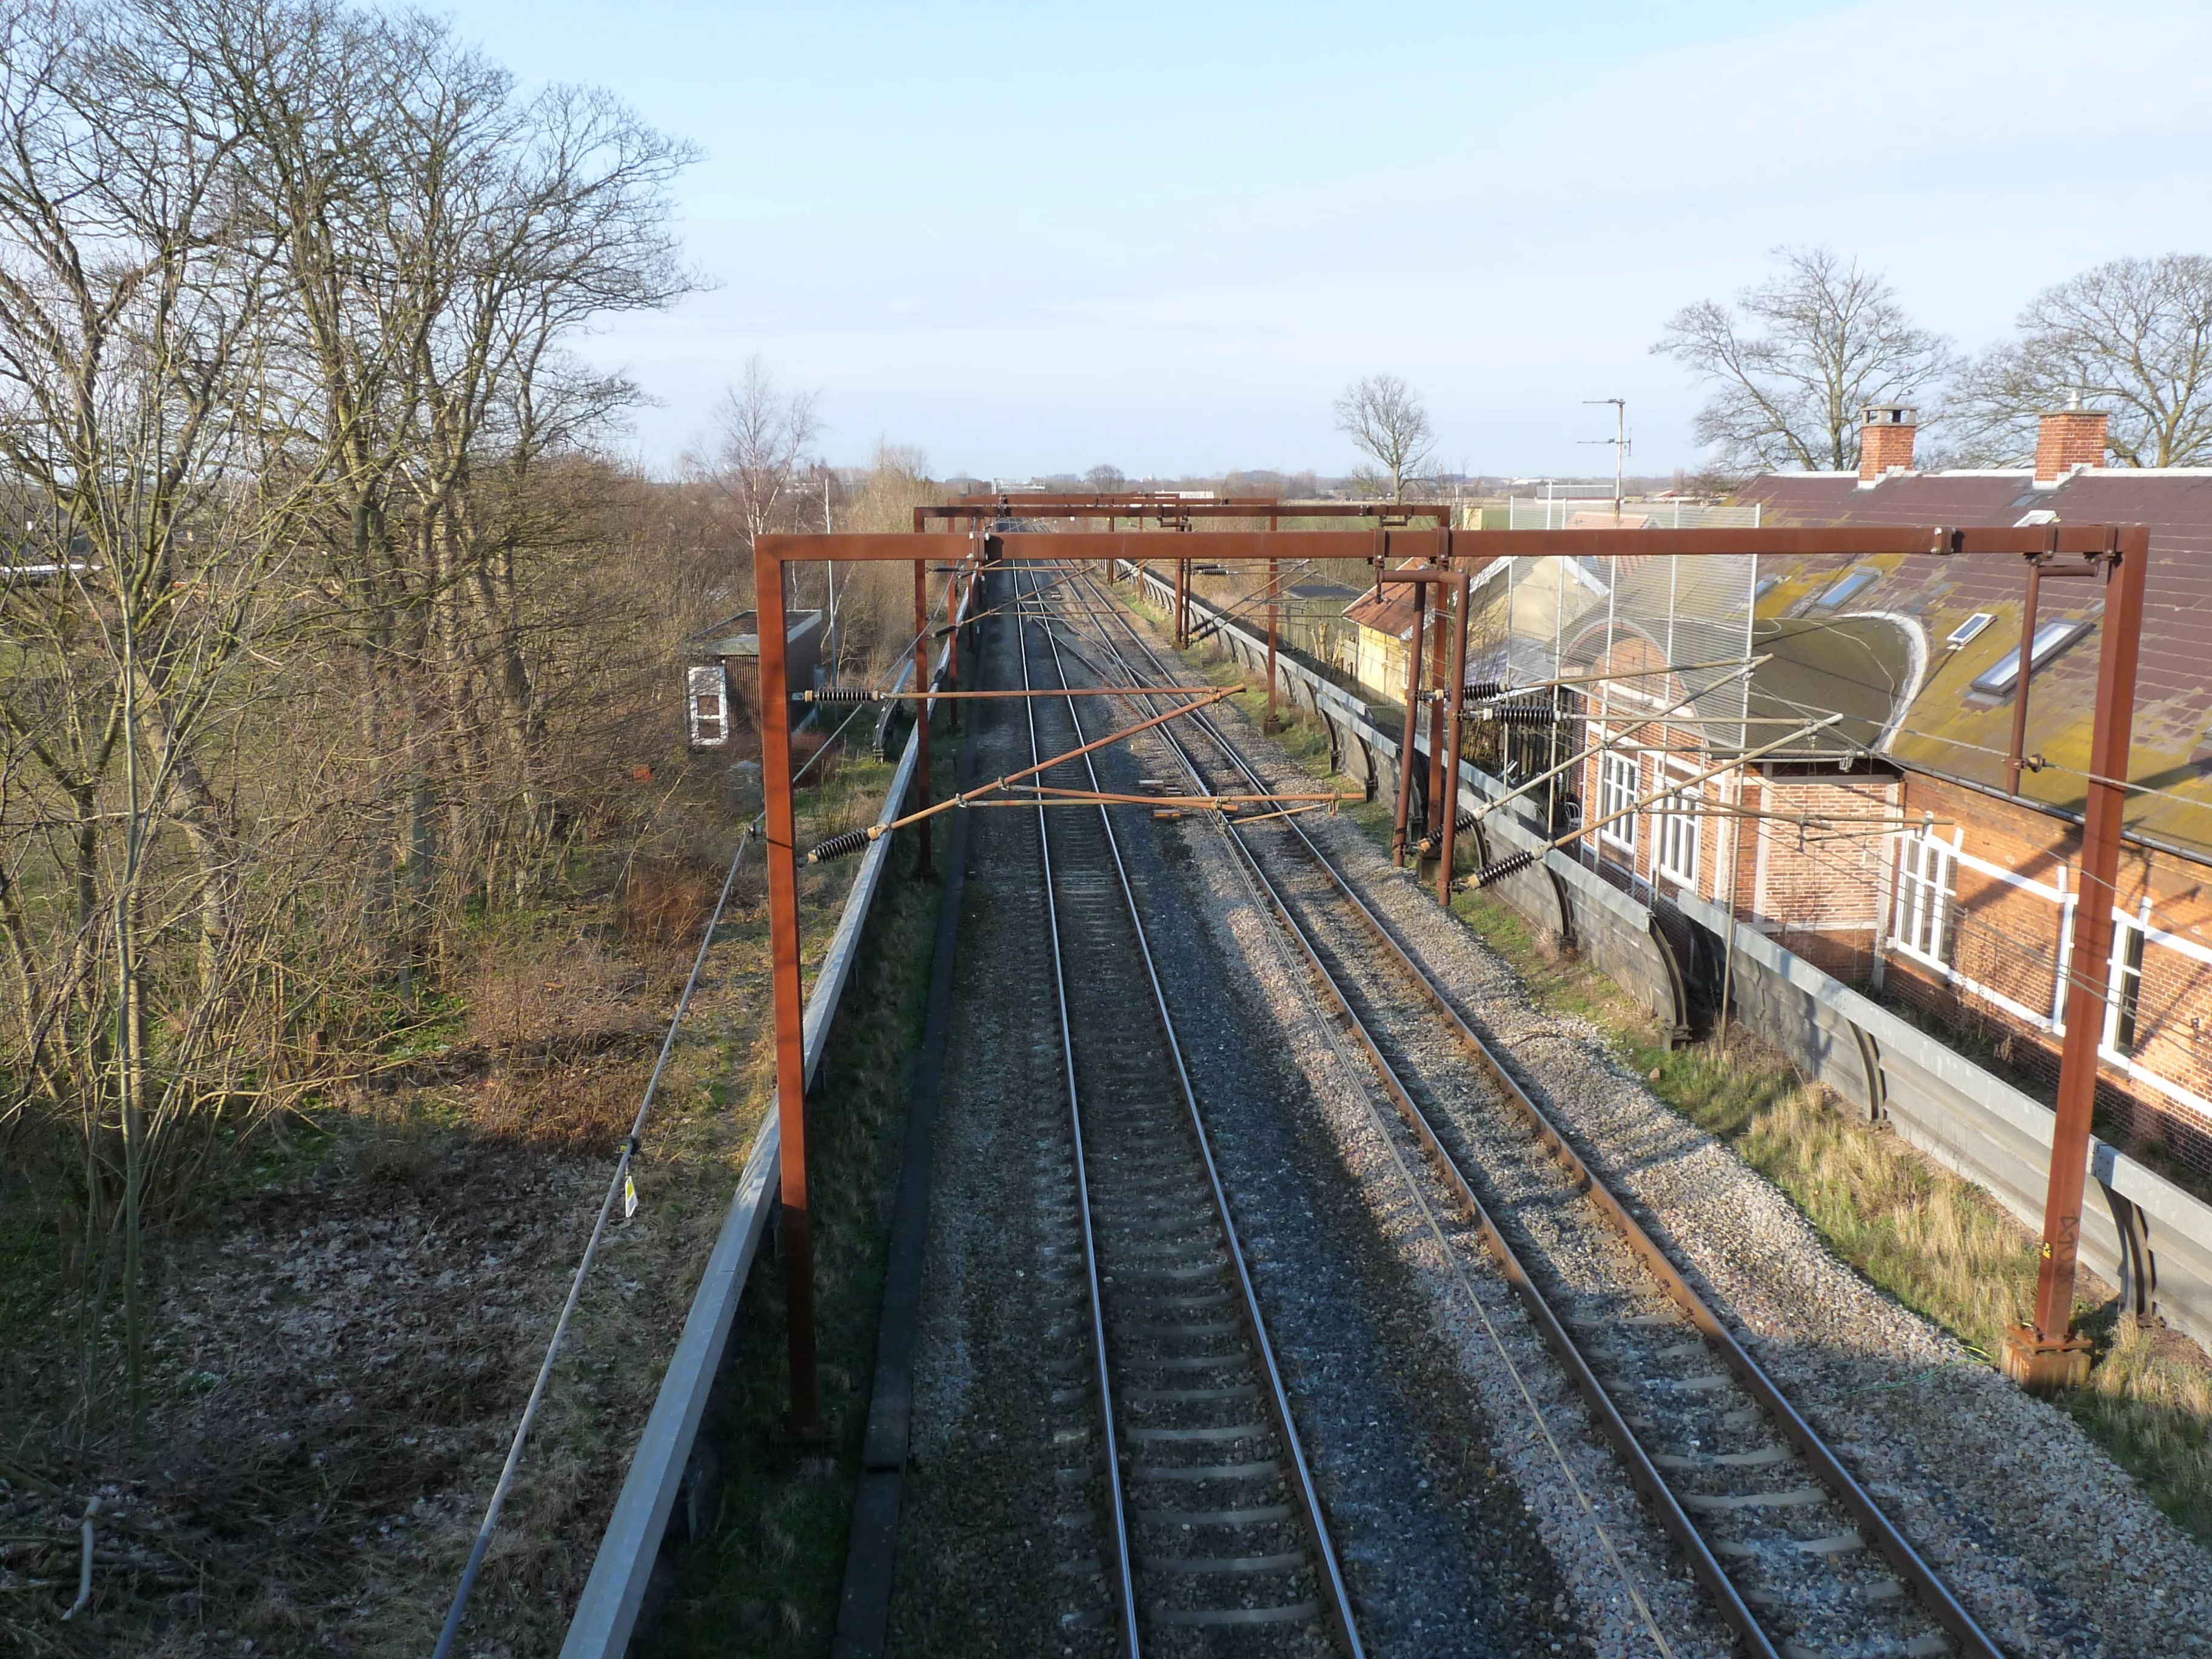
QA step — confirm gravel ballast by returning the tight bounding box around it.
[1076,575,2212,1659]
[891,581,1583,1655]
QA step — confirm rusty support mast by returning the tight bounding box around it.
[750,520,2150,1424]
[2013,529,2152,1384]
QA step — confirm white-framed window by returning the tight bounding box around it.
[687,663,729,748]
[1892,826,1956,966]
[2104,907,2151,1057]
[1598,750,1639,851]
[1655,782,1701,888]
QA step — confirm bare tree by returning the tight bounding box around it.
[1946,255,2212,467]
[1653,247,1952,475]
[1084,463,1125,491]
[1333,374,1434,500]
[0,0,698,1432]
[0,0,322,1422]
[193,0,694,988]
[714,355,822,549]
[824,443,940,679]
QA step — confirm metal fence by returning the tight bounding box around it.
[1504,490,1763,531]
[1469,548,2212,1184]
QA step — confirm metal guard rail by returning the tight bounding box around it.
[560,581,977,1657]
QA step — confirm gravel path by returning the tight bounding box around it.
[1075,575,2212,1659]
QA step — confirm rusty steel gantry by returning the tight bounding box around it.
[753,514,2148,1429]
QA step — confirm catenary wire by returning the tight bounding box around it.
[1054,561,1680,1657]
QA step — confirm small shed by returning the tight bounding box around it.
[685,609,825,749]
[1340,587,1423,704]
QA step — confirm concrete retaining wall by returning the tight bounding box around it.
[1130,565,2212,1349]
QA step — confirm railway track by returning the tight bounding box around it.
[1010,572,1363,1655]
[1035,561,2003,1659]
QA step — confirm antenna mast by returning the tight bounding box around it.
[1581,398,1629,525]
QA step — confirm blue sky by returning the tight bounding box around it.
[442,0,2212,480]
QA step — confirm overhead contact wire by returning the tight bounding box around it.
[1021,568,1366,1657]
[1016,573,1142,1655]
[1054,565,1676,1657]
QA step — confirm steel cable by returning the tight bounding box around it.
[429,824,757,1657]
[433,566,974,1654]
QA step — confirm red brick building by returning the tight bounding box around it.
[1592,407,2212,1168]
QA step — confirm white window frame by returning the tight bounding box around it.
[687,663,729,749]
[1597,749,1639,853]
[1891,824,1958,968]
[2051,868,2076,1031]
[1654,771,1701,889]
[2103,902,2153,1058]
[1945,612,1995,651]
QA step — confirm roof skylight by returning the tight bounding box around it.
[1945,613,1995,650]
[1812,569,1879,608]
[1969,618,2093,695]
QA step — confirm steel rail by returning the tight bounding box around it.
[796,683,1221,702]
[1054,572,1768,1652]
[1056,563,2002,1659]
[1016,569,1364,1658]
[1019,573,1142,1657]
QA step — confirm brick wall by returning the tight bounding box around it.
[1745,773,1899,980]
[1880,773,2212,1175]
[1859,418,1917,480]
[1563,685,2212,1176]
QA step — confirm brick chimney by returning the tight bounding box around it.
[1857,404,1917,484]
[2034,399,2108,486]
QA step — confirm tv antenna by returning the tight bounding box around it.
[1581,398,1629,525]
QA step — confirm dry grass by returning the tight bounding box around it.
[1501,900,2212,1547]
[1725,1074,2212,1540]
[1641,1041,2044,1356]
[2073,1327,2212,1535]
[617,856,724,952]
[0,734,909,1655]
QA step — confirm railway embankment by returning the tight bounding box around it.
[0,753,908,1658]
